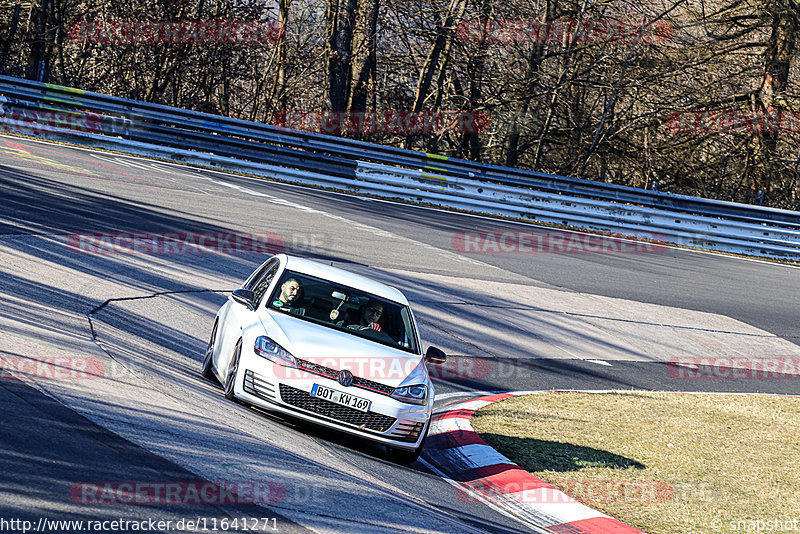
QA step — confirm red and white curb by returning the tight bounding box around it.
[425,392,646,534]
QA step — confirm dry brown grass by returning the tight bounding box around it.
[470,391,800,533]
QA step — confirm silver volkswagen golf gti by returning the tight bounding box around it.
[202,254,447,463]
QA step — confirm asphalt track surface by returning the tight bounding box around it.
[1,134,799,533]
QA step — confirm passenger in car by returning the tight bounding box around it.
[342,301,383,331]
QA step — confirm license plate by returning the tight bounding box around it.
[311,384,371,412]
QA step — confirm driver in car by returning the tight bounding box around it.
[272,278,306,315]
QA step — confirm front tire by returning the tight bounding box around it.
[387,424,429,465]
[201,320,218,381]
[224,339,242,401]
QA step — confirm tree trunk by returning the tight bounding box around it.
[411,0,467,113]
[327,0,359,113]
[29,0,57,82]
[754,0,798,199]
[276,0,291,111]
[406,0,467,149]
[503,0,554,167]
[349,0,380,113]
[0,1,22,74]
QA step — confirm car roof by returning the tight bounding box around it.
[279,254,409,305]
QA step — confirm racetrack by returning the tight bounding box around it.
[1,134,798,533]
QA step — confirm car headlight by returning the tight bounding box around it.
[254,336,297,368]
[391,384,428,405]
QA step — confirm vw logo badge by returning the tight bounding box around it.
[337,369,354,387]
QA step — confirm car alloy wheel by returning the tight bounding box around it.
[224,339,242,401]
[201,320,218,381]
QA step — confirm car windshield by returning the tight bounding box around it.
[267,270,419,354]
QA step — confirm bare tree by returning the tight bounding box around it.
[327,0,358,112]
[349,0,381,112]
[4,0,800,207]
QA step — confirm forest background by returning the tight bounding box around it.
[2,0,799,208]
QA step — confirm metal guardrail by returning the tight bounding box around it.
[2,74,800,261]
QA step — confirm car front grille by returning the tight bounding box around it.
[278,384,397,433]
[296,358,395,396]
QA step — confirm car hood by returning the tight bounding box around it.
[260,311,426,388]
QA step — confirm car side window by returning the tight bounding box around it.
[247,260,279,308]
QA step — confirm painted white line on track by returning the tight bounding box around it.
[207,176,493,268]
[586,359,612,366]
[91,152,158,171]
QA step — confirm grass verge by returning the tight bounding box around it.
[470,391,800,533]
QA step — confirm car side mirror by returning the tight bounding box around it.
[425,346,447,364]
[231,288,256,310]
